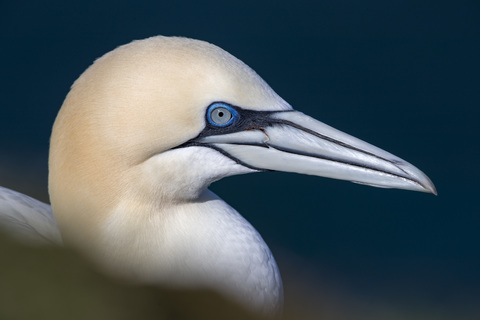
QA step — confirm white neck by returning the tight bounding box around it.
[98,189,283,316]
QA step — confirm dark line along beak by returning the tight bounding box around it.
[191,109,436,194]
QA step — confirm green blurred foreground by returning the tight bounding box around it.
[0,231,265,320]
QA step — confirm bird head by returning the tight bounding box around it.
[48,35,435,256]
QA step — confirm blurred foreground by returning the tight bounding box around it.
[1,230,479,320]
[0,231,266,320]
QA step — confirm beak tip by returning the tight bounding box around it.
[418,171,437,196]
[396,160,437,196]
[425,181,438,196]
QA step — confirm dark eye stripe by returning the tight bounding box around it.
[174,102,294,150]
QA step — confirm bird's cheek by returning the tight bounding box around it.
[138,146,253,201]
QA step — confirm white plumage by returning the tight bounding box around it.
[0,186,60,245]
[0,36,435,317]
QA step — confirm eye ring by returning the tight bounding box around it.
[207,103,238,127]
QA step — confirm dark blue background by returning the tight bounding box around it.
[1,1,479,318]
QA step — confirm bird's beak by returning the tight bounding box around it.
[196,110,436,194]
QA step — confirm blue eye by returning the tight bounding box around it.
[207,103,238,127]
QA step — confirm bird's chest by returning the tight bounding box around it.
[159,202,283,314]
[102,194,283,316]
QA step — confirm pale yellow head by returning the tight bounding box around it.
[49,36,290,249]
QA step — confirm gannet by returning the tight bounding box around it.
[0,36,436,317]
